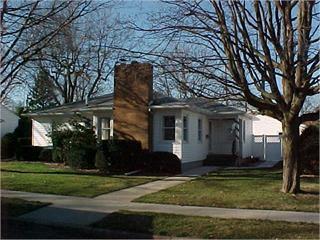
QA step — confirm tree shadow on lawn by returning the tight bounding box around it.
[1,169,160,182]
[92,212,157,238]
[201,173,283,181]
[1,169,101,176]
[299,189,320,195]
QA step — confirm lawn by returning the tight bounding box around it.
[1,162,159,197]
[92,210,319,239]
[135,168,319,212]
[1,197,49,218]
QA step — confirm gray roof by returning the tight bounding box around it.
[26,92,246,117]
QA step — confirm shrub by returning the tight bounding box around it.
[299,125,319,175]
[16,146,43,161]
[13,116,32,139]
[141,151,181,174]
[1,133,17,159]
[67,145,96,169]
[17,137,32,146]
[51,129,73,163]
[95,146,108,173]
[50,115,97,169]
[39,148,53,162]
[96,140,142,174]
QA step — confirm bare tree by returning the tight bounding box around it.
[0,0,102,101]
[27,5,128,104]
[155,46,239,99]
[132,0,319,193]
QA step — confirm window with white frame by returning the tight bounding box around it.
[183,116,188,142]
[163,116,175,140]
[198,118,203,142]
[100,118,111,140]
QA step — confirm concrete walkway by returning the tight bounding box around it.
[227,160,280,169]
[3,189,319,225]
[2,165,319,227]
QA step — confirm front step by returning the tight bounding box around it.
[204,154,236,166]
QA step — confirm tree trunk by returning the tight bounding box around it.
[281,118,300,193]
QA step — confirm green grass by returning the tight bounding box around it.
[135,168,319,212]
[1,197,50,218]
[1,162,159,197]
[92,210,319,239]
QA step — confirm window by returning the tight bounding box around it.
[100,118,111,140]
[242,120,246,142]
[163,116,175,140]
[183,116,188,142]
[198,118,203,142]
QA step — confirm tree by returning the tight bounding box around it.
[132,0,319,193]
[28,3,128,104]
[0,0,102,101]
[27,68,57,110]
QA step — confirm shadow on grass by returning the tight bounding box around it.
[0,169,160,182]
[299,190,319,195]
[203,173,282,181]
[2,214,155,239]
[92,212,155,237]
[1,169,98,176]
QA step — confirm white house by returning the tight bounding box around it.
[0,103,19,138]
[26,62,283,171]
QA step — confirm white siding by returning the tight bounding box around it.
[0,104,19,138]
[32,115,91,147]
[253,115,282,135]
[180,110,209,163]
[32,118,53,146]
[152,109,182,159]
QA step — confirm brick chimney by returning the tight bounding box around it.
[113,61,153,149]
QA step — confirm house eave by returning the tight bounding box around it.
[23,107,113,117]
[149,105,188,109]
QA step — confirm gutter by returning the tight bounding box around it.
[22,107,113,117]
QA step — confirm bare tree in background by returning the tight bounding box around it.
[155,47,239,100]
[0,0,103,100]
[29,6,127,104]
[133,0,319,193]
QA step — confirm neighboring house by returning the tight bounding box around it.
[0,103,19,138]
[26,62,284,171]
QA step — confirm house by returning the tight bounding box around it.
[0,103,19,138]
[26,62,283,171]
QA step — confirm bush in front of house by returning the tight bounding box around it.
[299,125,319,175]
[16,146,43,161]
[51,129,73,163]
[38,148,53,162]
[1,133,17,159]
[96,140,142,174]
[50,115,97,169]
[95,145,108,173]
[141,151,181,174]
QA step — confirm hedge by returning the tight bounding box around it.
[299,125,319,175]
[16,146,43,161]
[95,140,142,174]
[141,151,181,174]
[1,133,17,159]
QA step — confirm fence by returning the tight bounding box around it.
[252,134,282,161]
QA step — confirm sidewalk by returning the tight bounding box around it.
[1,164,319,228]
[3,189,318,225]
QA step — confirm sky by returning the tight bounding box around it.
[9,0,320,110]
